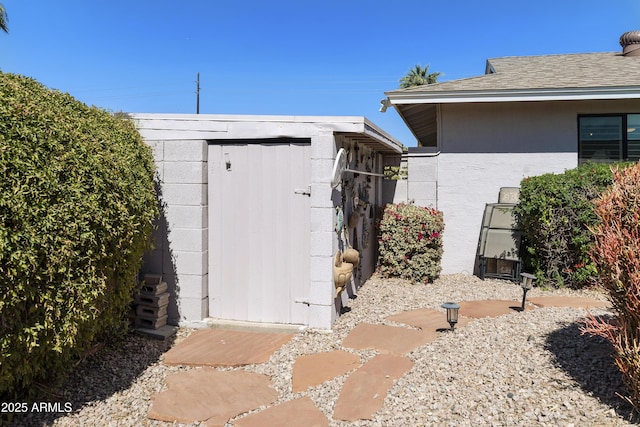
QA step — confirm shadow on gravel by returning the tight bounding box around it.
[9,332,176,427]
[545,317,638,423]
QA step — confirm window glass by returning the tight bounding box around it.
[627,114,640,162]
[579,116,622,164]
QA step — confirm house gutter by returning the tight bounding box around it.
[408,148,441,157]
[384,86,640,105]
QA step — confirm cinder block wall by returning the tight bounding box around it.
[381,149,438,208]
[381,154,408,204]
[308,131,338,329]
[142,139,209,325]
[407,151,438,208]
[134,114,403,329]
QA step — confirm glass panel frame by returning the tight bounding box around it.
[578,115,622,164]
[627,114,640,162]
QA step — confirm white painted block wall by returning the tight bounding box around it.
[407,153,438,208]
[136,114,403,329]
[381,152,438,208]
[308,131,339,329]
[141,139,209,324]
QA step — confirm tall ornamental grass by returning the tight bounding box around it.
[582,162,640,411]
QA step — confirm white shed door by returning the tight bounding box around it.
[208,141,311,324]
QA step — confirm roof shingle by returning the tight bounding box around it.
[389,52,640,94]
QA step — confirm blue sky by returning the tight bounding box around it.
[1,1,639,146]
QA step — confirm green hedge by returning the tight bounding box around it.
[0,72,158,398]
[377,203,444,283]
[514,162,628,288]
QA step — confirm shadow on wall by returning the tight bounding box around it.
[381,154,406,205]
[331,187,352,315]
[545,318,636,422]
[140,176,180,326]
[331,156,378,315]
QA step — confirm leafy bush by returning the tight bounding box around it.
[513,163,627,288]
[377,203,444,283]
[0,72,158,398]
[582,161,640,411]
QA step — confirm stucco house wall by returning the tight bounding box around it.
[394,99,640,274]
[440,99,640,274]
[383,42,640,277]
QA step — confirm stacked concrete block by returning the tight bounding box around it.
[135,274,170,329]
[407,151,438,208]
[141,138,209,324]
[308,132,338,329]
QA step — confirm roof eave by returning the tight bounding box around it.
[391,104,423,147]
[385,86,640,104]
[362,118,405,153]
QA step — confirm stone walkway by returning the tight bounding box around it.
[147,296,609,426]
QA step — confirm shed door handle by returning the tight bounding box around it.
[294,186,311,197]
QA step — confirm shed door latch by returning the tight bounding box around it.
[294,186,311,197]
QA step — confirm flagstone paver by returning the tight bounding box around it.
[457,299,535,318]
[333,354,414,421]
[292,350,361,393]
[386,307,473,332]
[232,397,329,427]
[148,368,277,426]
[162,329,293,366]
[342,323,437,355]
[528,296,610,309]
[149,296,600,425]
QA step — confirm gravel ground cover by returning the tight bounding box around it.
[12,273,639,426]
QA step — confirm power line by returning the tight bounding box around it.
[196,72,200,114]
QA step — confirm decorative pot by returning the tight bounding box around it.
[348,211,362,229]
[333,251,353,297]
[343,248,360,266]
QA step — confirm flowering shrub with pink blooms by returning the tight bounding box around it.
[377,203,444,283]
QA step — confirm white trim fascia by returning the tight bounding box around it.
[131,113,373,124]
[362,118,405,153]
[386,86,640,104]
[131,113,404,154]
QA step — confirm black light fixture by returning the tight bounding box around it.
[441,302,460,332]
[520,272,536,311]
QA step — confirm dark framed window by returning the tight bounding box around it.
[579,114,640,164]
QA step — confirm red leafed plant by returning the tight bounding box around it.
[582,162,640,411]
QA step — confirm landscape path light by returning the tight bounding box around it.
[520,272,536,311]
[441,302,460,332]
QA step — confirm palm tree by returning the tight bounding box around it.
[0,3,8,33]
[399,64,440,88]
